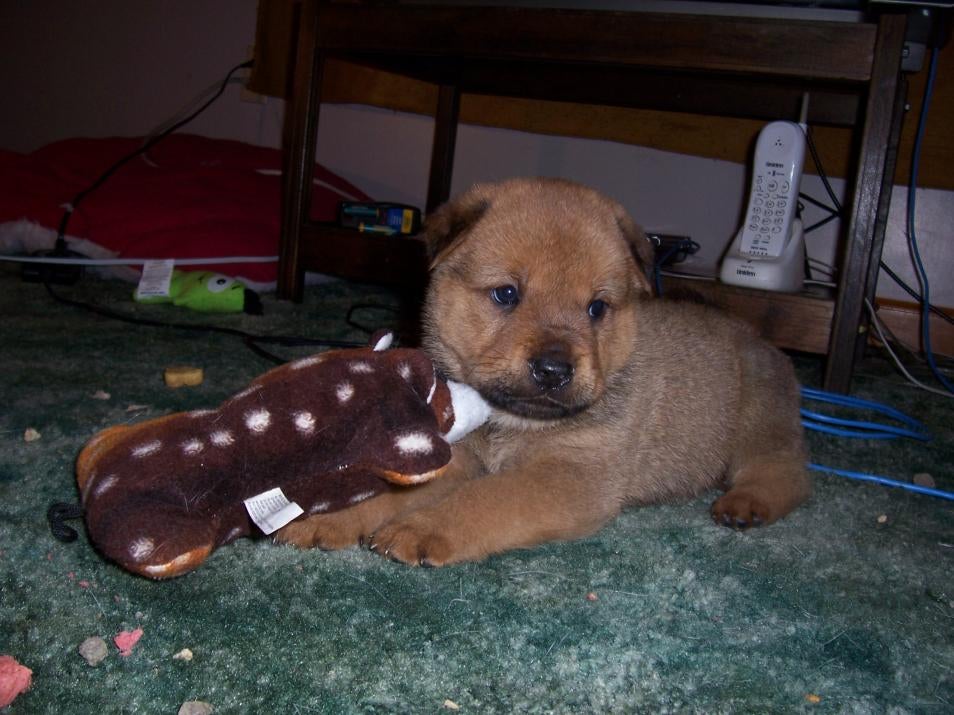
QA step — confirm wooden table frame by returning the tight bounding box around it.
[278,0,907,393]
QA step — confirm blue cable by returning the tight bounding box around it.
[800,387,930,441]
[907,47,954,395]
[808,463,954,502]
[800,413,929,441]
[800,387,926,428]
[797,50,953,500]
[800,387,950,500]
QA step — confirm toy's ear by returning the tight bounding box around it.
[421,189,491,268]
[370,329,394,351]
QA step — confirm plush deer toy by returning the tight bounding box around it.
[75,331,489,579]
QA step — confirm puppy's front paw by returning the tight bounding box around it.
[711,491,771,530]
[370,514,461,567]
[274,512,367,551]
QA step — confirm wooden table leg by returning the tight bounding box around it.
[824,13,906,393]
[278,0,323,302]
[426,83,461,214]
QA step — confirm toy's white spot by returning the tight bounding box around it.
[372,332,394,351]
[294,411,316,434]
[181,438,204,455]
[309,501,331,514]
[290,355,322,370]
[131,440,161,458]
[348,361,373,374]
[245,409,271,434]
[426,377,437,405]
[129,537,155,562]
[92,474,118,499]
[188,409,214,418]
[336,382,354,403]
[398,363,412,381]
[395,432,433,455]
[348,490,375,505]
[210,430,234,447]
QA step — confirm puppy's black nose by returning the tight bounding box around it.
[529,356,574,390]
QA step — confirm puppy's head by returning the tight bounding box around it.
[421,178,653,425]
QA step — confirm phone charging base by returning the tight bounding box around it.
[719,218,805,293]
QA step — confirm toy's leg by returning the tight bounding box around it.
[86,496,219,579]
[275,460,471,550]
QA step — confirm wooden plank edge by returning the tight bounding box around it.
[871,298,954,358]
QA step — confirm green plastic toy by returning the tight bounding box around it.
[135,270,261,314]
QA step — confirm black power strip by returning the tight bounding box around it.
[21,249,84,285]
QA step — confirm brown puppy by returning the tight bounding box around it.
[276,178,810,565]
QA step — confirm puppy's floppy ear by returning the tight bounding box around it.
[421,192,490,268]
[611,203,655,296]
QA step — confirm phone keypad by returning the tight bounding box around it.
[743,170,793,255]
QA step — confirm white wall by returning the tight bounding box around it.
[0,0,272,151]
[314,104,851,279]
[1,1,950,307]
[314,104,952,306]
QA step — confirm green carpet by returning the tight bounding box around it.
[1,265,952,714]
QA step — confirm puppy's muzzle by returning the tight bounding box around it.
[529,353,574,391]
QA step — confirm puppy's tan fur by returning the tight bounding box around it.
[277,178,810,565]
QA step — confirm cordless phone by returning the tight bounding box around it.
[738,121,806,259]
[720,121,807,293]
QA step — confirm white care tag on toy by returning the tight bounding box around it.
[243,487,304,535]
[135,259,175,299]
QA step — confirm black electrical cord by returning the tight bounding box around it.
[791,129,842,255]
[798,192,836,215]
[345,303,403,335]
[54,59,254,250]
[801,124,952,328]
[804,126,842,215]
[798,127,845,243]
[44,282,365,364]
[803,213,840,235]
[879,262,954,328]
[35,57,387,362]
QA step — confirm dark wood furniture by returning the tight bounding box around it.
[278,0,907,393]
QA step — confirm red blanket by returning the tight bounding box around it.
[0,135,371,286]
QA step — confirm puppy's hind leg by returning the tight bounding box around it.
[711,455,810,529]
[711,350,811,529]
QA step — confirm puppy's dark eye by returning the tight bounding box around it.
[588,299,607,320]
[491,285,520,307]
